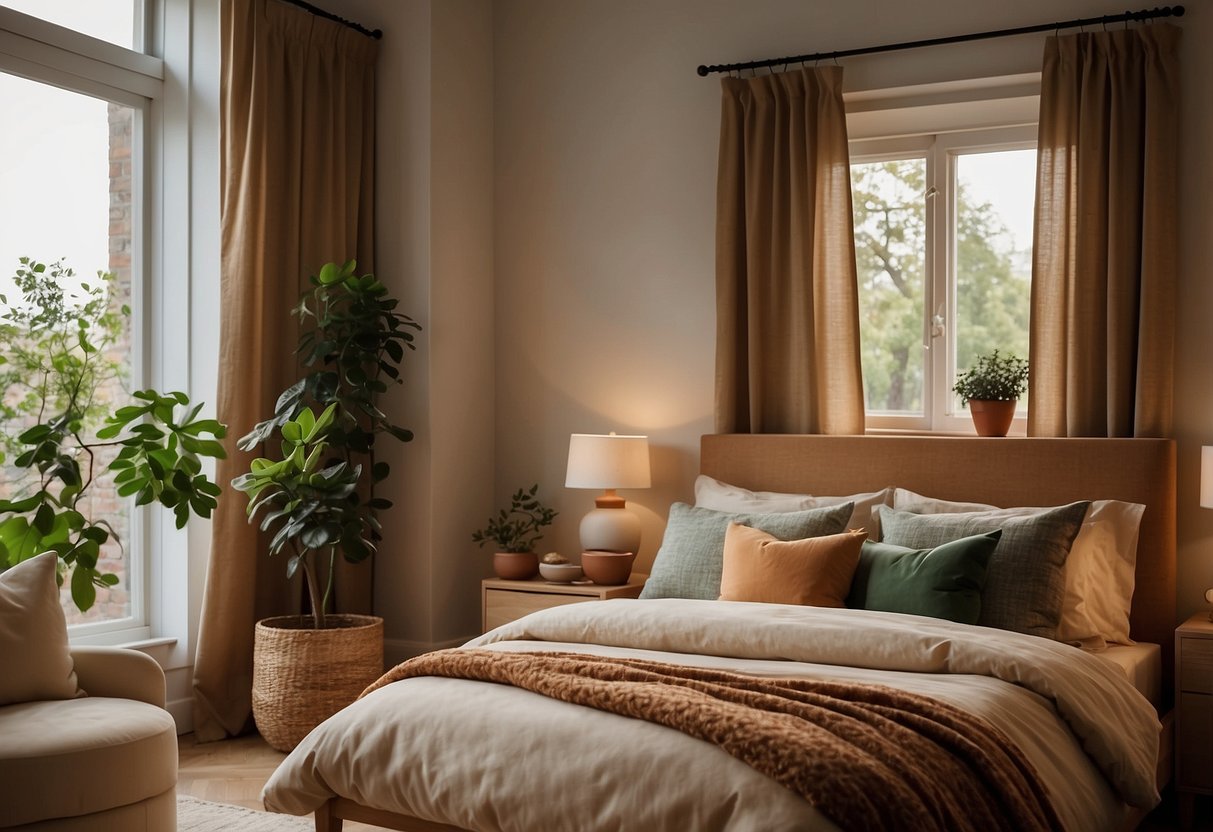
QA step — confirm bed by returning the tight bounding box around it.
[263,434,1177,832]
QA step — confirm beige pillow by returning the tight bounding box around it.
[0,552,81,705]
[695,475,892,540]
[719,523,866,607]
[893,488,1144,648]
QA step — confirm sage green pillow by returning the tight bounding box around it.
[640,502,853,601]
[877,502,1089,639]
[846,531,1002,625]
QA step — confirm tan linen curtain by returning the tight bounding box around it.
[193,0,378,742]
[715,67,865,435]
[1029,25,1180,438]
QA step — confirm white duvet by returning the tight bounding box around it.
[262,599,1161,832]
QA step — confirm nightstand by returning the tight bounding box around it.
[1177,612,1213,829]
[481,576,646,632]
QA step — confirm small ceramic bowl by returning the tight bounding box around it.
[539,562,584,583]
[581,551,635,585]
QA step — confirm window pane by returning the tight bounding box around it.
[954,149,1035,413]
[0,73,137,626]
[1,0,139,50]
[851,159,927,415]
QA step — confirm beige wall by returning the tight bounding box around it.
[330,0,1213,649]
[326,0,496,656]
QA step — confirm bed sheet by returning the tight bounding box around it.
[263,601,1161,832]
[1097,642,1161,708]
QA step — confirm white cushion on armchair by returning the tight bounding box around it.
[0,555,178,831]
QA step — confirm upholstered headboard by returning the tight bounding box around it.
[701,434,1177,698]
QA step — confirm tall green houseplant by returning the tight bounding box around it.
[233,260,419,628]
[0,258,226,611]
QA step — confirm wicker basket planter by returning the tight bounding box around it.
[252,614,384,752]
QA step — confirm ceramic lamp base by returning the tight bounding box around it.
[579,505,641,554]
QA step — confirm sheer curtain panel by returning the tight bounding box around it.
[715,67,865,435]
[193,0,378,742]
[1029,25,1180,438]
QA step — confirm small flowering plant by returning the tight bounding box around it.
[953,350,1029,405]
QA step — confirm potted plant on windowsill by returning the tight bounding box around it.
[472,484,557,580]
[232,259,419,752]
[0,258,225,612]
[953,349,1029,437]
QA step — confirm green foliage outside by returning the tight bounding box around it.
[0,258,225,611]
[850,157,1031,414]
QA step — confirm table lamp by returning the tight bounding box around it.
[565,433,651,554]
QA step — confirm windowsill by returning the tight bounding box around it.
[864,426,1029,438]
[116,636,178,651]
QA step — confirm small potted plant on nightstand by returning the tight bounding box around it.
[472,484,557,579]
[953,349,1029,437]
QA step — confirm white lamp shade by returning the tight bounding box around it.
[1202,447,1213,508]
[565,434,651,490]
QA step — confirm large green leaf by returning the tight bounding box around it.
[0,517,41,565]
[71,564,97,611]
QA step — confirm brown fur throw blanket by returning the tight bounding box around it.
[364,649,1063,832]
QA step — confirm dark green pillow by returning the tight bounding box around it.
[847,531,1002,625]
[876,502,1089,639]
[640,502,853,600]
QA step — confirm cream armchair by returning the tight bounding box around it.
[0,646,178,831]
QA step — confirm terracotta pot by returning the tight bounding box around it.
[252,614,384,752]
[968,399,1017,437]
[493,551,539,580]
[581,550,636,585]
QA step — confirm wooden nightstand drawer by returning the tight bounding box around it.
[1180,635,1213,694]
[484,590,593,631]
[481,576,646,632]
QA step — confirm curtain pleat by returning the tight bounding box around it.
[192,0,378,742]
[714,67,864,435]
[1028,25,1180,438]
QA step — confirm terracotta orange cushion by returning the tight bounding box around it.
[719,523,866,607]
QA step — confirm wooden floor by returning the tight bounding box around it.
[178,733,379,831]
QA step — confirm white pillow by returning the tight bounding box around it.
[893,488,1144,648]
[0,552,81,705]
[695,476,892,540]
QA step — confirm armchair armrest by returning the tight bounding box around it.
[70,646,166,708]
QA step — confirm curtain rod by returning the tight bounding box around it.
[278,0,382,40]
[696,5,1184,77]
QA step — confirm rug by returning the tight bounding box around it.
[178,795,311,831]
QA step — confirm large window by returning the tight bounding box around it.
[851,127,1036,432]
[0,1,155,636]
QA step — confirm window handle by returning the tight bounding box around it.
[930,312,946,339]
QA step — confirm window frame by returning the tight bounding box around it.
[0,1,163,642]
[850,125,1037,435]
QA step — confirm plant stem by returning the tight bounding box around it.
[321,547,336,626]
[301,552,325,630]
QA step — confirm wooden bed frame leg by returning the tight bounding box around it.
[315,799,343,832]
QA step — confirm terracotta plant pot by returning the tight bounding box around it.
[493,551,539,580]
[581,550,636,585]
[968,399,1017,437]
[252,614,384,752]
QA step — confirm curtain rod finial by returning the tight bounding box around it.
[697,65,710,76]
